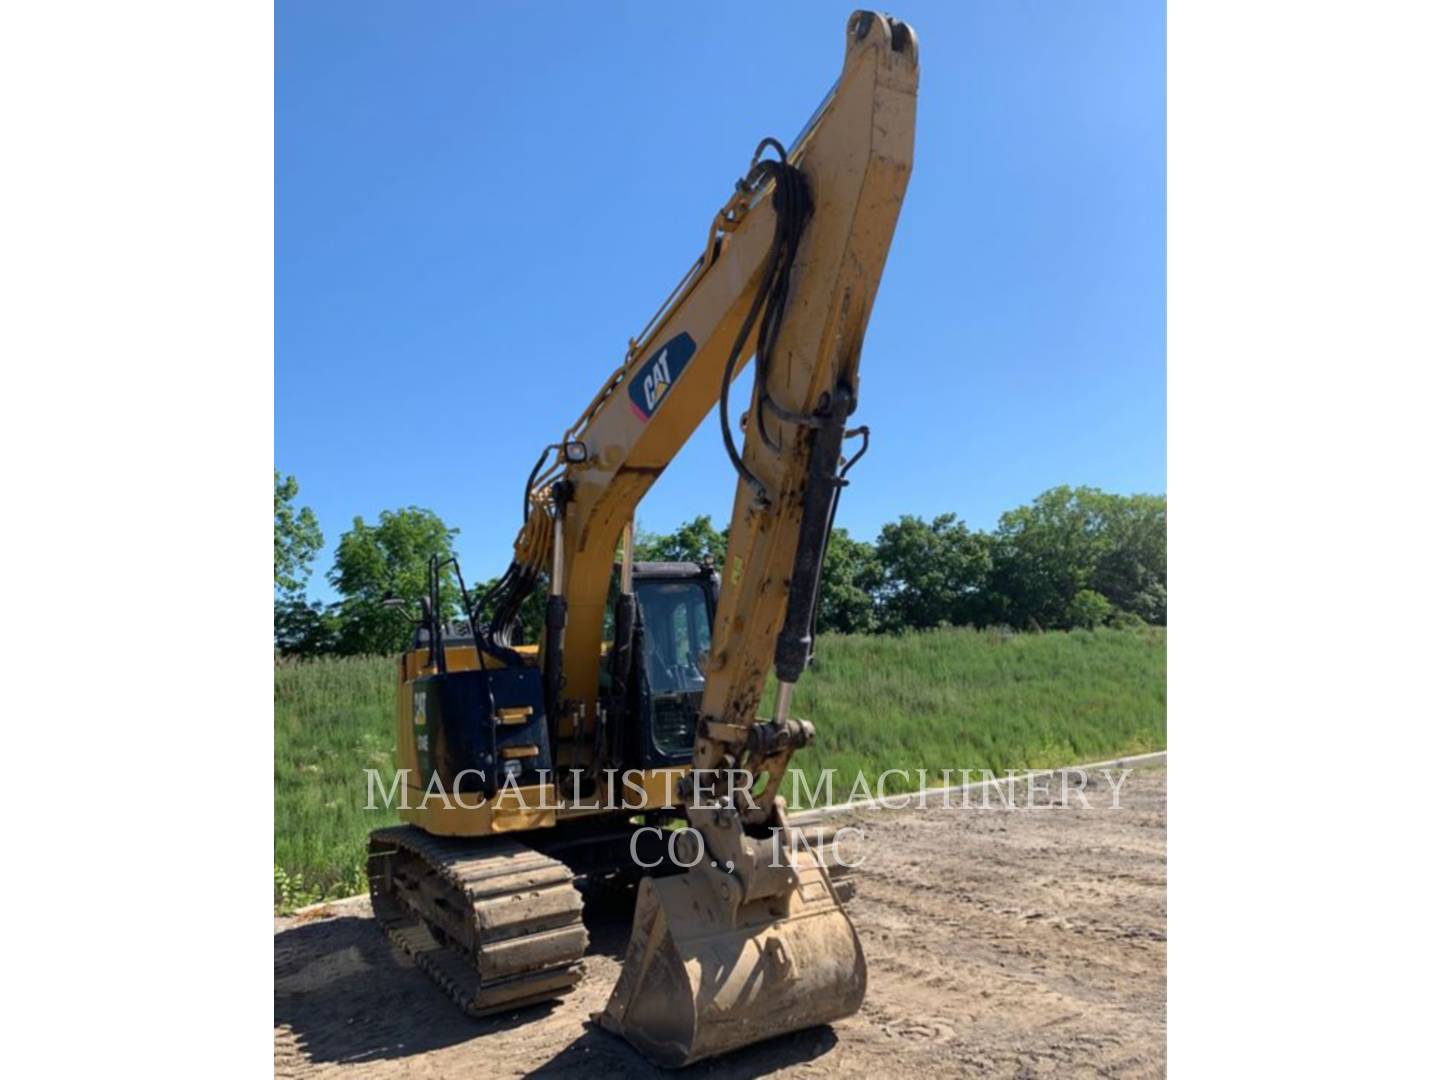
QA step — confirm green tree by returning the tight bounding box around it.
[816,527,882,634]
[274,470,323,594]
[987,487,1166,629]
[329,507,460,655]
[873,513,992,631]
[275,470,326,652]
[1065,588,1112,629]
[274,596,340,657]
[1091,493,1167,625]
[986,486,1112,629]
[634,514,728,565]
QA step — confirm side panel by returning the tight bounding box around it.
[390,647,690,835]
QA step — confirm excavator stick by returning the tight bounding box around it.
[599,851,864,1068]
[596,9,917,1067]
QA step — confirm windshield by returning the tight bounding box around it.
[636,579,711,755]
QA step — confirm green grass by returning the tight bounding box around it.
[762,626,1166,807]
[274,654,398,911]
[274,627,1165,910]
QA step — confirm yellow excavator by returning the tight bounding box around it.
[367,10,917,1067]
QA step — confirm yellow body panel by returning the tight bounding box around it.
[398,781,558,836]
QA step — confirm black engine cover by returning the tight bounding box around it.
[411,666,553,797]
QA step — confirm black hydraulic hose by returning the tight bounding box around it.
[480,442,560,649]
[521,444,559,525]
[478,560,541,649]
[717,138,813,504]
[718,231,784,501]
[753,154,813,451]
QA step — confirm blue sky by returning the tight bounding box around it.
[277,1,1164,600]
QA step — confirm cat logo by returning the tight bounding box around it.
[643,351,672,411]
[628,331,697,421]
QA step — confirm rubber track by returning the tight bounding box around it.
[367,825,587,1017]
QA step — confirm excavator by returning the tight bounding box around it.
[366,11,918,1068]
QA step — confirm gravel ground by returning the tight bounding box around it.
[276,763,1166,1078]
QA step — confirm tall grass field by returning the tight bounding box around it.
[275,626,1165,910]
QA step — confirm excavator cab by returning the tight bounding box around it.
[623,561,718,767]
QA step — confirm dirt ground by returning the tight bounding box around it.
[276,763,1166,1078]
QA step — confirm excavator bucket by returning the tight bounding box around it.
[598,851,865,1068]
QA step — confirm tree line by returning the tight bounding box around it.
[274,470,1165,657]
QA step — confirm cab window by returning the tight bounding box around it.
[636,579,711,755]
